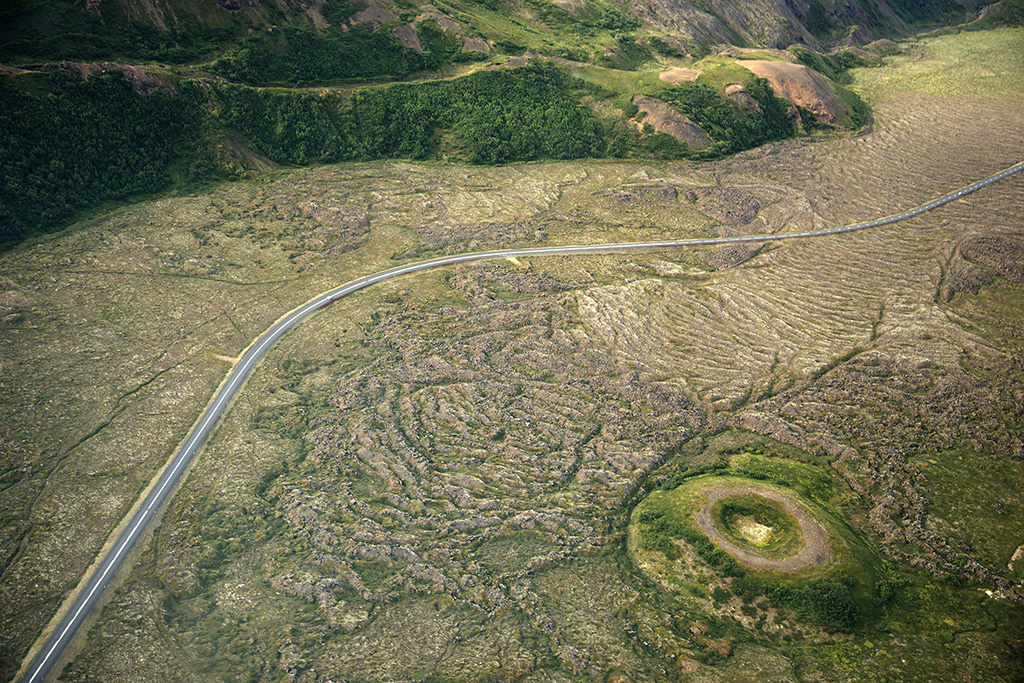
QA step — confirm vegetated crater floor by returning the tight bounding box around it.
[1,27,1023,683]
[695,485,831,572]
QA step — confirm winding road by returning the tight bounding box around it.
[17,159,1024,682]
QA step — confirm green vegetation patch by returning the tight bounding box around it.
[912,447,1024,574]
[0,0,247,64]
[712,493,804,559]
[212,63,605,165]
[652,78,795,159]
[207,23,484,87]
[630,439,893,633]
[850,27,1024,99]
[0,71,216,247]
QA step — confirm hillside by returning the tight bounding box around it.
[0,0,975,72]
[2,0,1009,247]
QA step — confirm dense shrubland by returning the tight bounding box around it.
[0,72,215,246]
[7,62,815,245]
[652,79,795,158]
[207,22,486,87]
[212,64,605,165]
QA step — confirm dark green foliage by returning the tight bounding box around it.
[834,83,870,129]
[639,512,686,560]
[609,34,652,71]
[642,132,688,158]
[0,72,215,247]
[885,0,966,24]
[322,0,359,26]
[352,65,605,164]
[732,467,771,480]
[874,577,906,606]
[805,0,831,37]
[767,578,861,630]
[1005,0,1024,26]
[789,46,848,83]
[636,509,665,523]
[648,37,684,58]
[524,0,581,31]
[835,49,876,70]
[418,22,465,70]
[605,131,634,158]
[641,533,682,559]
[210,85,347,165]
[0,0,244,64]
[731,575,764,601]
[735,574,863,630]
[653,79,794,159]
[600,8,640,31]
[212,64,605,166]
[678,527,745,577]
[660,461,729,489]
[495,39,527,54]
[207,25,440,86]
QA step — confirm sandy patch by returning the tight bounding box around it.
[735,516,773,544]
[1009,543,1024,571]
[659,68,702,84]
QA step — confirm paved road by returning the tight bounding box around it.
[18,159,1024,682]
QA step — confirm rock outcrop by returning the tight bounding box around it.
[632,96,712,150]
[738,60,850,127]
[724,83,763,115]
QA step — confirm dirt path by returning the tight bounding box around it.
[694,486,831,572]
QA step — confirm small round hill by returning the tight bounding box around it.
[738,60,851,126]
[628,472,851,589]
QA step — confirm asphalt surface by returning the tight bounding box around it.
[18,158,1024,682]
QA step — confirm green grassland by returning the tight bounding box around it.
[850,26,1024,99]
[629,435,1024,678]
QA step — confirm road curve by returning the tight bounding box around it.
[18,159,1024,682]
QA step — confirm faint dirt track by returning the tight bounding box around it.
[694,485,831,572]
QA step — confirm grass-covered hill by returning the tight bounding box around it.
[0,0,1019,247]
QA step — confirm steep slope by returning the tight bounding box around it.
[0,0,971,74]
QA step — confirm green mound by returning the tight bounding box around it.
[628,447,892,632]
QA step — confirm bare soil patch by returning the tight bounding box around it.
[659,67,702,84]
[735,515,773,544]
[632,95,712,149]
